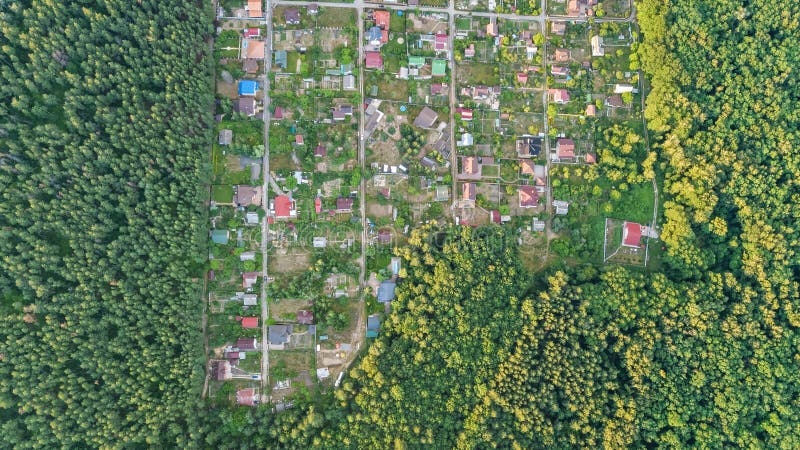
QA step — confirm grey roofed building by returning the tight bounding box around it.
[435,185,450,202]
[243,294,258,306]
[413,106,439,129]
[268,325,293,345]
[284,8,301,24]
[343,74,356,90]
[274,50,288,69]
[377,281,396,303]
[313,237,327,248]
[366,315,380,338]
[218,129,233,145]
[242,58,258,73]
[553,200,570,215]
[234,97,256,116]
[246,212,259,225]
[420,157,437,169]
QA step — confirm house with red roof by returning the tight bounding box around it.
[365,51,383,69]
[517,72,528,84]
[314,197,321,213]
[435,33,448,52]
[373,10,390,28]
[314,145,327,157]
[243,28,260,38]
[554,49,570,62]
[622,222,645,248]
[236,388,258,406]
[550,89,570,104]
[462,183,476,202]
[272,195,296,218]
[272,106,283,120]
[556,138,575,159]
[518,186,539,208]
[551,66,570,77]
[459,156,481,180]
[456,107,473,121]
[238,316,259,329]
[336,197,353,212]
[520,159,536,175]
[490,210,501,223]
[242,272,259,289]
[295,134,304,146]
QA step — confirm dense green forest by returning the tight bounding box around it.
[2,0,800,448]
[0,0,211,447]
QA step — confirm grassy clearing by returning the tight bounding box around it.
[317,8,357,27]
[459,62,499,85]
[212,185,234,203]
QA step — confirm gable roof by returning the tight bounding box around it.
[234,97,256,116]
[211,229,229,244]
[284,8,301,23]
[237,388,257,406]
[297,310,314,324]
[274,195,293,217]
[238,80,258,96]
[218,129,233,145]
[557,138,575,158]
[314,145,327,157]
[365,51,383,69]
[462,183,476,201]
[248,0,262,17]
[408,56,425,67]
[244,39,265,59]
[234,185,263,206]
[243,28,260,38]
[520,159,536,175]
[518,185,539,207]
[268,325,292,344]
[463,156,479,175]
[554,49,570,62]
[413,107,438,128]
[236,337,258,350]
[432,59,447,76]
[242,58,258,73]
[240,317,259,328]
[377,281,396,303]
[373,10,390,28]
[274,50,287,69]
[622,222,644,247]
[336,197,353,211]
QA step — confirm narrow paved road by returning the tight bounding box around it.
[259,0,275,401]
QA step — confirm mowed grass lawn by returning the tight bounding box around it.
[211,185,234,203]
[317,8,357,27]
[459,62,499,85]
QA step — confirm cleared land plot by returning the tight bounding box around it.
[316,8,357,28]
[270,298,312,323]
[457,62,500,85]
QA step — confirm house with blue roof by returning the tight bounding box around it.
[238,80,259,96]
[367,26,382,45]
[211,229,229,245]
[366,315,380,338]
[377,280,396,303]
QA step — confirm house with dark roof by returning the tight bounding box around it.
[307,3,319,14]
[413,107,438,129]
[233,185,263,207]
[551,66,570,77]
[268,325,293,349]
[606,94,625,108]
[242,58,258,74]
[284,8,301,24]
[430,83,447,95]
[518,186,539,208]
[236,337,258,351]
[297,310,314,324]
[377,281,396,303]
[336,197,353,212]
[516,135,542,158]
[234,98,257,116]
[212,360,232,381]
[314,145,327,157]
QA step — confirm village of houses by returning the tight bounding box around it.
[204,0,657,408]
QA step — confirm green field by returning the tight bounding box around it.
[211,185,234,203]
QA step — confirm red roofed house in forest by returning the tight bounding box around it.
[622,221,645,248]
[237,388,258,406]
[238,316,259,328]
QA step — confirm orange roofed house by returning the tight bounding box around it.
[248,0,262,18]
[373,10,390,29]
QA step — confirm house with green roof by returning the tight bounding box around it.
[211,229,229,245]
[432,59,446,77]
[408,56,425,67]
